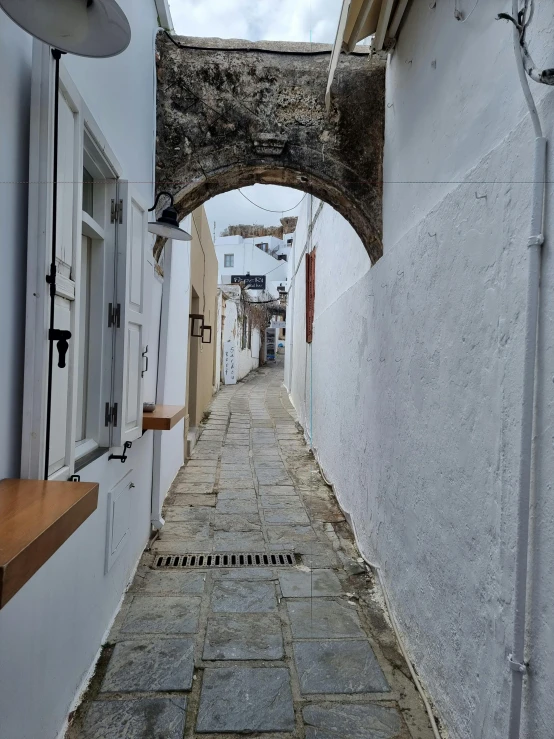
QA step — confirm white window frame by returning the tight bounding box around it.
[224,253,234,268]
[21,42,131,481]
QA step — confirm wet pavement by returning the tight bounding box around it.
[68,361,436,739]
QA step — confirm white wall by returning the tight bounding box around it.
[286,3,554,732]
[0,3,166,738]
[0,22,32,479]
[215,235,289,296]
[152,222,192,525]
[221,293,260,382]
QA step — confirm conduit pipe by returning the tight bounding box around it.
[507,1,546,737]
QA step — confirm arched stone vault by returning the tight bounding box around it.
[156,35,386,263]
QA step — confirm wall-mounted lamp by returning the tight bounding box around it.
[0,0,131,58]
[202,325,213,344]
[0,0,132,480]
[148,192,192,242]
[190,314,204,338]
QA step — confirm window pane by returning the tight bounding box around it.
[224,254,234,267]
[83,167,94,217]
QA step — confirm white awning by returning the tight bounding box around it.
[326,0,410,109]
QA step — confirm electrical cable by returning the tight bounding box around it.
[238,189,306,213]
[191,212,206,314]
[454,0,481,22]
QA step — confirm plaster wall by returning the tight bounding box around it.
[188,207,219,429]
[0,4,169,738]
[215,235,289,296]
[154,218,192,521]
[221,294,261,382]
[286,5,554,732]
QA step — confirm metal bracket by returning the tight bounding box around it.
[111,199,123,224]
[49,328,72,368]
[108,302,121,328]
[528,235,544,248]
[508,654,528,674]
[109,441,133,463]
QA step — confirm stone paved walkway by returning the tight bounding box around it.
[68,361,436,739]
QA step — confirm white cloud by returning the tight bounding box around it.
[166,0,341,234]
[169,0,341,43]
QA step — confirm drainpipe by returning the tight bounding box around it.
[507,2,546,737]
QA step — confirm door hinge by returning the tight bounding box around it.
[105,402,119,428]
[108,302,121,328]
[111,198,123,224]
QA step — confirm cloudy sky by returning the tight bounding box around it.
[168,0,342,236]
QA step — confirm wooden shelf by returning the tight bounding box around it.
[0,479,99,609]
[142,405,187,431]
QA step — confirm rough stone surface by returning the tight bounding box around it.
[203,613,284,660]
[278,569,343,598]
[287,599,364,638]
[121,596,201,634]
[100,638,195,692]
[196,667,295,733]
[293,640,390,694]
[80,698,187,739]
[211,580,278,612]
[156,36,385,263]
[303,703,402,738]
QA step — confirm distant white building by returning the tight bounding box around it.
[215,234,289,298]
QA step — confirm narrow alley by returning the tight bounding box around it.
[67,361,435,739]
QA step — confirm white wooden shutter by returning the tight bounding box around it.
[21,42,84,479]
[111,181,147,447]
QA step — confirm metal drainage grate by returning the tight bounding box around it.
[154,552,296,569]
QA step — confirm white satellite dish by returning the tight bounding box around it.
[0,0,131,58]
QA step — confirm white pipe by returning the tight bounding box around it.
[508,1,546,737]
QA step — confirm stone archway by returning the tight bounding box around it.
[156,35,386,263]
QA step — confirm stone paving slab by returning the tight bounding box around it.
[259,485,298,496]
[196,667,295,733]
[267,525,318,545]
[211,580,278,612]
[293,640,390,695]
[81,697,187,739]
[154,539,214,553]
[263,508,311,524]
[217,488,256,499]
[160,522,211,540]
[203,613,284,660]
[287,599,364,638]
[130,569,205,595]
[164,505,214,522]
[215,498,259,514]
[260,496,305,509]
[169,494,217,507]
[100,637,195,692]
[213,567,277,580]
[278,569,342,598]
[302,703,402,739]
[214,531,265,551]
[121,596,201,634]
[214,513,262,531]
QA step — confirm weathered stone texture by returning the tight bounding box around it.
[156,36,386,262]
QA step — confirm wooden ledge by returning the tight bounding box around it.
[0,479,99,609]
[142,405,187,431]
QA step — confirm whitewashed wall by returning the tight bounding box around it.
[221,294,260,382]
[286,3,554,736]
[0,21,32,479]
[152,223,192,526]
[0,3,167,738]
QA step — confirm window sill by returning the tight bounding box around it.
[0,479,99,609]
[142,405,187,431]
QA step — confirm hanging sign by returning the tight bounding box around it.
[231,275,266,290]
[223,340,237,385]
